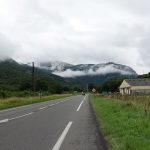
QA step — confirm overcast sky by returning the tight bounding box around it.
[0,0,150,74]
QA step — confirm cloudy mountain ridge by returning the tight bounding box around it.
[39,61,137,78]
[40,61,73,72]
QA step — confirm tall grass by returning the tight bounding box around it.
[0,94,72,110]
[90,95,150,150]
[110,93,150,112]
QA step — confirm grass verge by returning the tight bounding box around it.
[90,95,150,150]
[0,94,73,110]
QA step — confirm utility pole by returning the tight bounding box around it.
[32,62,35,94]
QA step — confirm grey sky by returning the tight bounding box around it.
[0,0,150,74]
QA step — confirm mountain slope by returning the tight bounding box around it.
[0,59,82,92]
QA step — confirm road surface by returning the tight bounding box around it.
[0,95,107,150]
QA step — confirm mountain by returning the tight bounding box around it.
[39,61,137,85]
[0,58,137,93]
[39,61,73,72]
[0,59,82,92]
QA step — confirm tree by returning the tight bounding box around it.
[20,79,32,91]
[88,83,96,92]
[73,86,82,92]
[36,78,48,91]
[50,83,63,94]
[100,77,125,93]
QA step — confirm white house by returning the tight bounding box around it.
[119,79,150,95]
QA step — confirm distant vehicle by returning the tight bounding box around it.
[82,92,85,95]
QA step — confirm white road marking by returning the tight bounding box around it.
[0,104,33,113]
[39,106,47,110]
[0,119,9,124]
[40,98,72,110]
[55,102,60,105]
[0,112,34,124]
[76,96,86,111]
[49,104,55,107]
[0,97,72,113]
[0,97,74,124]
[9,112,34,121]
[52,121,73,150]
[39,101,65,110]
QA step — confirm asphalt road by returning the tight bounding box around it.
[0,95,107,150]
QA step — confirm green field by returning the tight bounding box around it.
[90,95,150,150]
[0,94,72,110]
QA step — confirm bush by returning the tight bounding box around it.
[0,90,11,98]
[15,91,31,97]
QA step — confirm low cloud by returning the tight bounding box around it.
[53,65,133,78]
[0,33,17,59]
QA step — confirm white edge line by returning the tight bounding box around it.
[0,98,74,124]
[39,106,47,110]
[0,112,34,124]
[37,98,71,110]
[9,112,34,121]
[76,96,86,112]
[0,97,74,124]
[0,105,32,113]
[0,119,9,124]
[49,104,55,107]
[55,102,60,105]
[0,97,72,113]
[52,121,73,150]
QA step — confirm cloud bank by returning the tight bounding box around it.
[0,0,150,74]
[53,65,133,78]
[0,33,17,59]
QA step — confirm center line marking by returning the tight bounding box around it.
[76,96,86,111]
[52,121,73,150]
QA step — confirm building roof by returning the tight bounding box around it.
[125,78,150,86]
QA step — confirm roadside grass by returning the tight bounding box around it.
[90,95,150,150]
[0,94,72,110]
[111,94,150,110]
